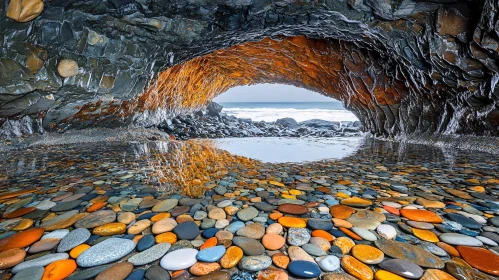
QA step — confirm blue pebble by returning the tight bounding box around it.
[394,236,408,243]
[197,245,226,262]
[226,221,245,233]
[328,229,346,238]
[325,199,339,206]
[137,213,155,220]
[126,269,145,280]
[288,261,321,278]
[267,219,275,225]
[122,234,135,240]
[202,228,220,238]
[86,235,101,244]
[137,235,155,251]
[80,193,99,201]
[446,204,461,210]
[458,229,479,236]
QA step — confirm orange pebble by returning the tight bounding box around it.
[155,232,177,244]
[133,235,144,244]
[151,212,171,222]
[383,206,399,215]
[339,228,362,241]
[437,242,460,257]
[172,270,186,277]
[0,227,44,251]
[69,244,90,259]
[42,259,77,280]
[200,237,218,250]
[86,202,106,212]
[269,212,283,220]
[311,230,335,242]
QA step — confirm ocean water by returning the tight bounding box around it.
[218,102,358,122]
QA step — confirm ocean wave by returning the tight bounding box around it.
[222,107,358,122]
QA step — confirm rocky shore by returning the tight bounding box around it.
[159,103,362,140]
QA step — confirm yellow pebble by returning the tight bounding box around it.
[278,217,306,228]
[336,193,350,199]
[374,270,405,280]
[289,190,302,195]
[281,194,296,199]
[13,219,34,231]
[70,244,90,258]
[155,232,177,244]
[151,212,171,222]
[412,228,439,243]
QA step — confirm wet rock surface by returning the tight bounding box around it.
[0,138,498,279]
[1,1,499,138]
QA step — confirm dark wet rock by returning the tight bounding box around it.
[173,221,200,240]
[276,118,299,129]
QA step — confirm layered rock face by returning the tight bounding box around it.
[0,0,498,137]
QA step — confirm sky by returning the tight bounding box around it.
[213,84,337,102]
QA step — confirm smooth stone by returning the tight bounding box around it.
[239,255,272,271]
[352,227,377,241]
[340,197,372,207]
[173,221,200,240]
[117,212,135,224]
[288,260,321,278]
[145,265,169,280]
[42,229,69,240]
[346,210,385,230]
[197,245,226,262]
[126,269,145,280]
[152,199,179,212]
[400,209,443,223]
[277,204,308,215]
[77,238,136,267]
[446,213,482,229]
[307,219,333,231]
[28,238,60,253]
[226,221,246,233]
[439,233,483,246]
[51,200,82,212]
[137,235,155,251]
[379,259,424,279]
[41,211,80,230]
[457,245,499,276]
[316,255,340,272]
[237,207,259,221]
[12,266,44,280]
[321,273,357,280]
[302,243,327,257]
[329,205,355,219]
[262,233,285,250]
[340,255,373,280]
[0,248,26,269]
[75,210,116,229]
[267,223,283,234]
[475,235,498,246]
[288,246,315,263]
[128,243,171,265]
[420,269,458,280]
[375,239,444,268]
[233,236,265,255]
[35,200,56,210]
[220,246,244,269]
[57,228,91,252]
[287,228,311,246]
[351,244,384,264]
[407,221,434,230]
[95,262,133,280]
[376,224,397,239]
[160,248,198,270]
[236,223,265,239]
[152,218,177,234]
[12,253,69,274]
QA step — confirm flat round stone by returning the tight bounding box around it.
[197,245,226,262]
[51,200,82,212]
[445,213,481,229]
[352,227,377,241]
[232,236,265,256]
[379,259,424,279]
[57,228,91,252]
[439,233,483,246]
[0,248,26,269]
[236,207,259,221]
[288,260,321,278]
[160,248,198,270]
[239,255,272,271]
[137,235,155,251]
[76,238,136,267]
[152,199,179,212]
[456,245,499,276]
[287,228,311,246]
[307,219,333,231]
[128,243,171,266]
[400,209,443,223]
[173,221,200,240]
[351,244,384,264]
[277,204,308,215]
[316,255,340,272]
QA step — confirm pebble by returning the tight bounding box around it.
[262,233,285,250]
[277,204,308,215]
[233,236,265,255]
[239,255,272,271]
[145,265,169,280]
[439,233,483,246]
[57,228,91,252]
[74,210,116,229]
[351,227,377,241]
[236,223,265,239]
[0,228,44,251]
[28,238,60,253]
[43,259,77,280]
[351,244,384,264]
[374,239,444,268]
[288,261,321,278]
[128,243,171,265]
[76,238,136,267]
[160,248,198,270]
[379,259,424,279]
[220,246,243,269]
[287,228,311,246]
[0,248,26,269]
[95,262,133,280]
[376,224,396,239]
[316,255,340,272]
[152,199,179,212]
[12,266,44,280]
[236,207,259,221]
[174,221,200,240]
[456,245,499,276]
[340,255,373,280]
[197,245,226,262]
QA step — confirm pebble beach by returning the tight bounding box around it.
[0,138,498,280]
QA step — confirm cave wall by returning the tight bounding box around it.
[0,0,499,137]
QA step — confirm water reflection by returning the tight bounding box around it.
[0,138,497,198]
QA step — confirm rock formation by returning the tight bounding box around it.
[0,0,498,137]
